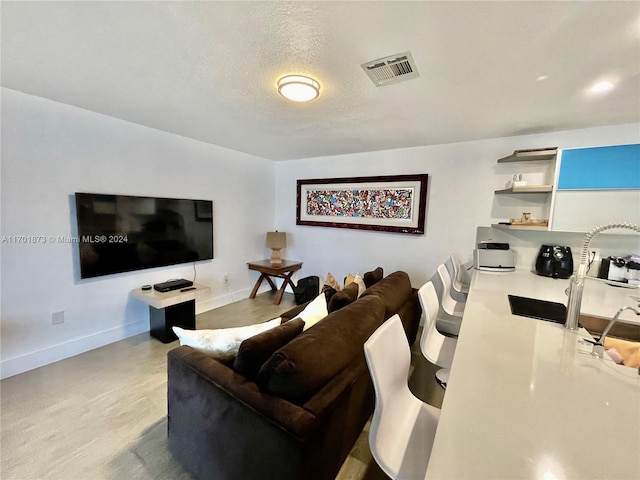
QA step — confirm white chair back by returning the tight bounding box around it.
[436,264,465,317]
[364,315,440,479]
[448,254,470,295]
[418,282,457,368]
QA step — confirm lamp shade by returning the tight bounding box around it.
[266,231,286,249]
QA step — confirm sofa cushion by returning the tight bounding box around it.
[363,267,384,288]
[233,318,305,378]
[321,285,338,304]
[361,271,412,319]
[256,295,386,402]
[327,281,359,313]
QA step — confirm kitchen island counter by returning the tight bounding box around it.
[425,269,640,480]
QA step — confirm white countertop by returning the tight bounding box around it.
[425,270,640,480]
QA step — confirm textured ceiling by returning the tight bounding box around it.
[2,1,639,160]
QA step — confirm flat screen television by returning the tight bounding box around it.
[74,193,213,279]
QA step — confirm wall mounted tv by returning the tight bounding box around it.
[74,193,213,279]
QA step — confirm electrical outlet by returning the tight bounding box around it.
[52,311,65,325]
[587,248,601,277]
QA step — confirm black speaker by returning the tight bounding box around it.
[293,276,320,305]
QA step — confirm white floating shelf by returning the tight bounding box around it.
[494,185,553,194]
[491,223,549,231]
[497,148,558,163]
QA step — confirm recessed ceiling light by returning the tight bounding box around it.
[590,80,615,93]
[536,75,550,81]
[278,75,320,102]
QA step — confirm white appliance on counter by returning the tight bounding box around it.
[473,243,516,272]
[598,254,640,284]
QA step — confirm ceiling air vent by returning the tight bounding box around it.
[361,51,420,86]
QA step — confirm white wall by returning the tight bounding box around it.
[274,123,640,288]
[0,88,276,378]
[2,87,638,380]
[552,190,640,232]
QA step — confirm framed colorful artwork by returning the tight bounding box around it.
[296,174,429,234]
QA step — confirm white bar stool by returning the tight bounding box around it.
[418,281,457,388]
[447,254,469,298]
[364,315,441,479]
[433,264,466,336]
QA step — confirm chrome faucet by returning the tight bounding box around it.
[590,306,640,358]
[565,222,640,331]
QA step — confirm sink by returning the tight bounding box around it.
[580,314,640,369]
[580,314,640,342]
[602,337,640,369]
[508,295,566,324]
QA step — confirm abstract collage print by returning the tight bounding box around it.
[306,188,414,219]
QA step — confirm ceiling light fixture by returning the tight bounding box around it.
[277,75,320,102]
[590,80,615,93]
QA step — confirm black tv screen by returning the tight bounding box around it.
[75,193,213,279]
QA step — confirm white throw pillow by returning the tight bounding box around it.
[299,293,329,331]
[173,317,282,360]
[353,274,366,297]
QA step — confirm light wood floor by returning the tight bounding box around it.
[0,291,444,480]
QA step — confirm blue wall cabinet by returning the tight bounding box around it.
[558,144,640,190]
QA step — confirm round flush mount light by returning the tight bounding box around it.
[277,75,320,102]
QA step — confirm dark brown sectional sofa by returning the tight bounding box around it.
[167,270,421,480]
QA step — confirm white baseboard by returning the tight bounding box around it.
[0,320,148,380]
[196,285,273,313]
[0,285,269,380]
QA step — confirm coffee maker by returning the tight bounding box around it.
[535,245,574,279]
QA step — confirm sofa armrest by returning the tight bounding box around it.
[168,345,375,480]
[168,346,319,439]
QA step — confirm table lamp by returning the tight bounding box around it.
[266,231,286,265]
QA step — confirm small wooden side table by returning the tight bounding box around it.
[247,259,303,305]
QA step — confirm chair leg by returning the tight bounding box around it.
[435,368,450,389]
